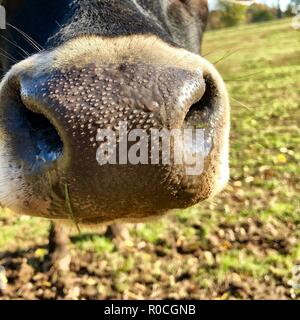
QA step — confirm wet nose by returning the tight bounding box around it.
[0,34,230,221]
[10,63,212,171]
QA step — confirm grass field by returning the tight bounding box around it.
[0,18,299,299]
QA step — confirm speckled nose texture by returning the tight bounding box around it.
[15,62,207,222]
[22,62,204,138]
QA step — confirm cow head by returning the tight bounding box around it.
[0,0,230,224]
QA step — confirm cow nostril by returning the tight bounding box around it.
[17,98,64,169]
[24,109,63,166]
[184,76,217,128]
[26,108,63,160]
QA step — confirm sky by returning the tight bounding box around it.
[208,0,292,10]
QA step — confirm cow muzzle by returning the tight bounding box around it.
[0,35,230,224]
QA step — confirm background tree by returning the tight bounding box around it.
[247,3,276,23]
[285,4,294,16]
[276,0,283,19]
[208,9,225,29]
[291,0,300,5]
[219,0,247,27]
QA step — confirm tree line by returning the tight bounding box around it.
[208,0,300,29]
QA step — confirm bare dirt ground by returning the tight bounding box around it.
[0,217,297,300]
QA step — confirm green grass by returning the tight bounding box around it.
[201,18,300,284]
[71,234,115,254]
[0,18,299,299]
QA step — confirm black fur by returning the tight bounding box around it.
[49,0,172,46]
[0,0,207,71]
